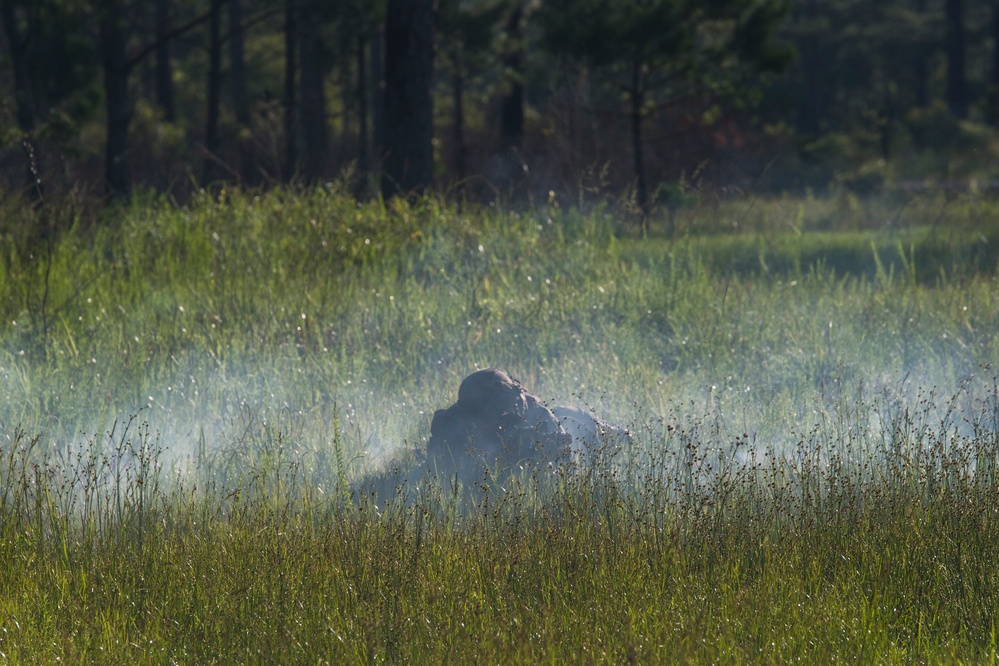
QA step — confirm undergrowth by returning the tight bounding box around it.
[0,186,998,662]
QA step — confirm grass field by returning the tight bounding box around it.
[1,186,998,662]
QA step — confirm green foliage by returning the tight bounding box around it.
[727,0,795,73]
[905,101,985,156]
[437,0,506,68]
[16,0,102,109]
[539,0,790,83]
[540,0,690,69]
[537,0,792,212]
[834,159,887,196]
[654,180,699,211]
[4,0,997,202]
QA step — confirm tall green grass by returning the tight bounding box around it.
[1,186,998,661]
[1,186,996,462]
[2,379,998,662]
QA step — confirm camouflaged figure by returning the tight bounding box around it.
[426,369,570,485]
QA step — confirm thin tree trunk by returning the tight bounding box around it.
[452,51,466,184]
[797,0,821,135]
[339,37,353,167]
[798,46,821,133]
[914,0,929,108]
[993,0,999,88]
[283,0,298,182]
[880,72,893,161]
[357,30,370,178]
[203,0,223,185]
[228,0,255,184]
[630,58,648,221]
[155,0,176,121]
[945,0,967,118]
[500,3,524,150]
[914,58,929,108]
[101,2,131,197]
[382,0,436,197]
[371,25,385,173]
[300,10,329,182]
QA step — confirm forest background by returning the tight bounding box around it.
[1,0,997,216]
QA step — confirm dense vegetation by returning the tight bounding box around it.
[1,189,998,661]
[3,0,999,206]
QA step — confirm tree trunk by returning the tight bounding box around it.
[382,0,436,197]
[300,10,329,182]
[945,0,967,118]
[879,74,893,161]
[1,2,35,135]
[228,0,255,184]
[339,35,353,167]
[357,30,370,178]
[155,0,176,121]
[452,50,466,184]
[914,58,929,108]
[282,0,298,182]
[101,2,131,197]
[371,25,385,174]
[797,0,821,135]
[1,1,41,195]
[629,58,649,220]
[500,3,524,150]
[913,0,929,108]
[993,0,999,88]
[203,0,223,185]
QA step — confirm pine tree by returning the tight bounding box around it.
[382,0,436,196]
[539,0,792,217]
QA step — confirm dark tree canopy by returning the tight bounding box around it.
[0,0,996,207]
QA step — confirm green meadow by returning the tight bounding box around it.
[1,187,999,663]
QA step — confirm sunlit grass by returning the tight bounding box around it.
[2,378,999,662]
[0,186,998,662]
